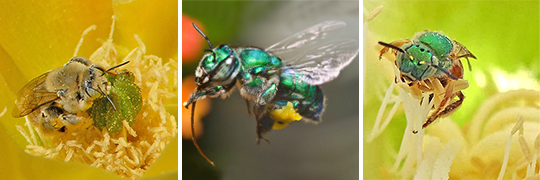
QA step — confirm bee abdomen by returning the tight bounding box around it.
[298,86,324,121]
[277,68,325,122]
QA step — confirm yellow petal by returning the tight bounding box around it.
[112,0,178,61]
[0,0,113,82]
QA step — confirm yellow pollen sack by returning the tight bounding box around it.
[269,102,302,130]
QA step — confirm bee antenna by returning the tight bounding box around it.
[378,41,406,54]
[190,101,215,166]
[427,63,459,80]
[96,86,117,111]
[102,61,130,76]
[192,23,214,50]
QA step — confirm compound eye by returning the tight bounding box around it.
[210,55,236,81]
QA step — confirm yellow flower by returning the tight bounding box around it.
[0,0,177,179]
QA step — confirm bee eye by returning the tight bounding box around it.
[420,48,425,52]
[210,55,237,81]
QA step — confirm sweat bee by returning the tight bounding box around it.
[184,21,359,165]
[378,30,476,129]
[12,57,129,133]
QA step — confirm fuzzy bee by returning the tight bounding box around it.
[12,57,128,133]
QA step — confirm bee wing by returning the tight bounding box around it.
[278,39,359,85]
[12,72,59,117]
[452,40,476,59]
[265,21,348,55]
[452,40,476,71]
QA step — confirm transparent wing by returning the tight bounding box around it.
[278,39,359,85]
[452,40,476,71]
[452,40,476,59]
[265,21,348,55]
[12,72,59,117]
[265,21,358,85]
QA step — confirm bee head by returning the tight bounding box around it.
[396,43,439,81]
[192,23,240,89]
[378,41,458,81]
[83,60,130,111]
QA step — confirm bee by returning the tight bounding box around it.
[184,21,359,165]
[378,30,476,129]
[12,57,129,133]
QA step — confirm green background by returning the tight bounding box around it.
[364,0,539,179]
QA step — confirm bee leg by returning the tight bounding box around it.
[244,99,252,116]
[41,106,66,132]
[423,91,465,128]
[184,86,224,108]
[61,114,83,124]
[257,84,277,105]
[253,104,271,145]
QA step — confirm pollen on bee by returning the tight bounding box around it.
[269,102,302,130]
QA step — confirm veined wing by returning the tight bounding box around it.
[279,39,359,85]
[265,21,348,55]
[12,72,59,117]
[452,40,476,71]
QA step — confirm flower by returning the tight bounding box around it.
[0,0,178,179]
[364,1,540,179]
[182,15,205,63]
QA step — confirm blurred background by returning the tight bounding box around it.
[364,1,539,179]
[183,1,359,180]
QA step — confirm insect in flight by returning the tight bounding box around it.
[378,30,476,130]
[184,21,359,165]
[12,57,129,133]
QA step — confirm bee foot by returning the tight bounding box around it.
[61,114,83,124]
[256,136,270,145]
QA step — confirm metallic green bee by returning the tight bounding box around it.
[378,30,476,129]
[184,21,358,165]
